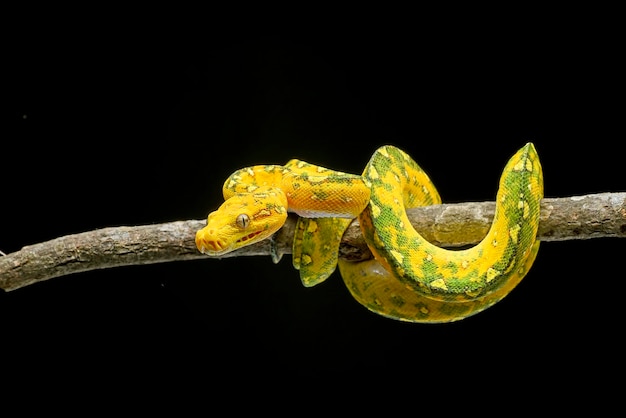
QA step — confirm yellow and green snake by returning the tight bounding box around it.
[195,143,543,323]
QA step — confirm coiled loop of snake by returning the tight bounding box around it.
[196,143,543,323]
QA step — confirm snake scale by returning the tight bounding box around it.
[195,143,543,323]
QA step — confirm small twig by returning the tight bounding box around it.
[1,192,624,292]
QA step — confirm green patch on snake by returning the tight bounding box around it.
[361,280,374,292]
[413,302,431,317]
[393,232,411,249]
[311,190,329,200]
[419,259,446,286]
[326,172,363,184]
[346,280,362,297]
[389,293,406,307]
[438,300,474,317]
[380,181,394,193]
[442,261,459,275]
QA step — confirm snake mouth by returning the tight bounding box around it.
[197,238,227,255]
[236,231,263,244]
[196,230,265,256]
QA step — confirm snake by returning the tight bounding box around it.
[195,143,543,323]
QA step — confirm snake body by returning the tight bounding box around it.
[196,143,543,323]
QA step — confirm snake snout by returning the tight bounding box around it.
[195,229,227,254]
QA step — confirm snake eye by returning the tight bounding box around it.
[235,214,250,229]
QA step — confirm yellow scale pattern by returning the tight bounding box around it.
[195,144,543,323]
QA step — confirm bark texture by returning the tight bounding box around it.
[1,192,624,291]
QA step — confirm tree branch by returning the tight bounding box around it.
[1,192,625,292]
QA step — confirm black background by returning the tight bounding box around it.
[2,17,625,404]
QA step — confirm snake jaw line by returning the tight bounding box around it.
[238,231,262,242]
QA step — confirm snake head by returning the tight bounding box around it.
[195,187,288,256]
